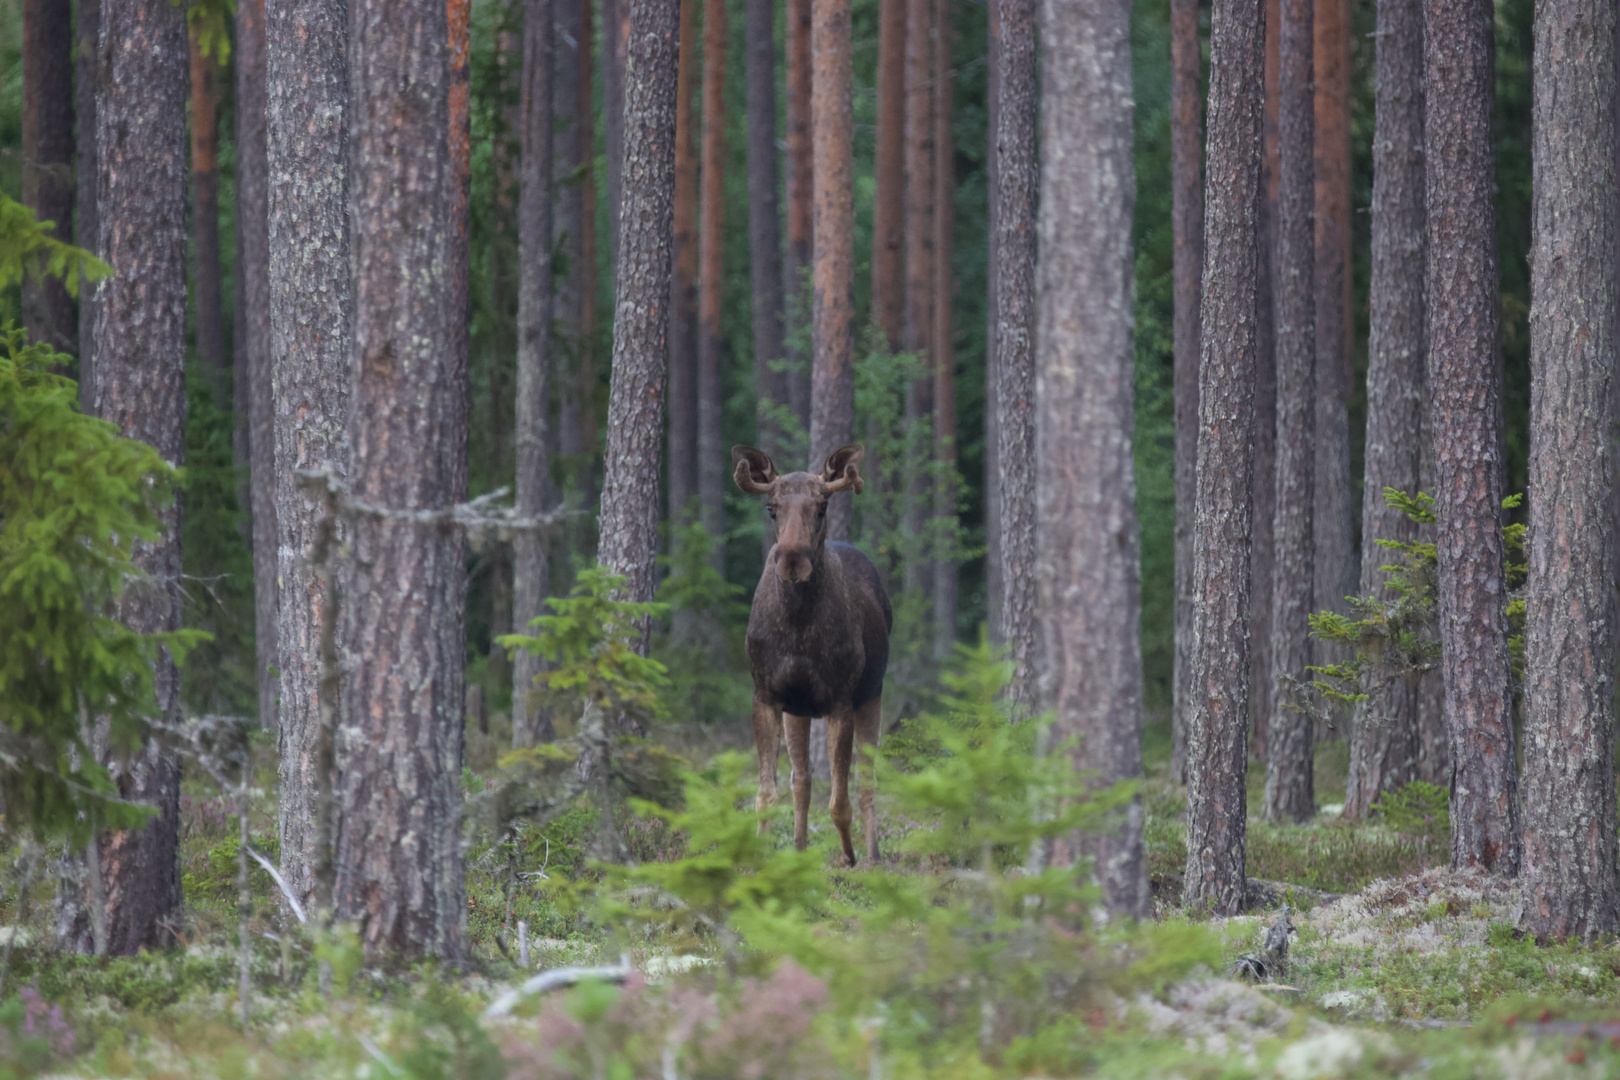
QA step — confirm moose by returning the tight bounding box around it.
[731,443,892,866]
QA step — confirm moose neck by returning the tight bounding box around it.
[775,542,835,617]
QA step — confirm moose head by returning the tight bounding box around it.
[731,443,864,584]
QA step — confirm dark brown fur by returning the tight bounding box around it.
[733,444,892,864]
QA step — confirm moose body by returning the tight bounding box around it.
[733,444,892,865]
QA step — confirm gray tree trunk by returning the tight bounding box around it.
[336,0,468,959]
[984,0,1002,646]
[269,0,350,911]
[1424,0,1519,876]
[1519,0,1618,942]
[1345,0,1424,820]
[1263,0,1315,825]
[784,0,814,436]
[747,0,787,464]
[902,0,934,599]
[697,0,728,562]
[1182,0,1264,916]
[74,0,99,402]
[667,0,699,525]
[1170,0,1202,782]
[994,0,1037,708]
[1035,0,1144,918]
[604,0,625,265]
[87,0,189,955]
[1249,0,1278,766]
[514,0,556,749]
[931,0,956,661]
[22,0,75,354]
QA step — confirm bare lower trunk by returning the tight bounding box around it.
[697,0,728,563]
[1519,0,1617,941]
[1345,0,1424,820]
[87,0,190,954]
[1424,0,1519,877]
[269,0,350,910]
[1182,0,1264,916]
[337,0,468,959]
[22,0,75,354]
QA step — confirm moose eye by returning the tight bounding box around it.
[767,505,777,519]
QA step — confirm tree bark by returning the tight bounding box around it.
[1345,0,1424,820]
[450,0,472,505]
[604,0,627,265]
[697,0,727,562]
[1263,0,1315,825]
[337,0,468,960]
[872,0,906,354]
[1182,0,1264,916]
[189,29,227,382]
[1425,0,1519,876]
[902,0,934,593]
[75,0,100,402]
[747,0,788,462]
[1036,0,1144,917]
[1170,0,1203,782]
[515,0,556,750]
[810,0,855,541]
[932,0,956,659]
[554,0,583,490]
[88,0,189,955]
[1519,0,1618,942]
[21,0,75,354]
[598,0,680,622]
[577,0,600,469]
[668,0,699,524]
[1248,0,1279,768]
[785,0,814,436]
[984,0,1002,646]
[994,0,1036,708]
[269,0,350,911]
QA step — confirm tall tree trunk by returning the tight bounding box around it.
[1520,0,1618,942]
[1182,0,1265,916]
[604,0,627,264]
[747,0,787,463]
[21,0,75,354]
[450,0,472,504]
[269,0,349,911]
[1169,0,1202,784]
[697,0,727,563]
[1037,0,1144,917]
[599,0,679,620]
[810,0,855,541]
[236,0,274,737]
[555,0,584,488]
[1248,0,1279,767]
[932,0,955,659]
[88,0,189,955]
[785,0,814,437]
[337,0,468,960]
[872,0,906,354]
[578,0,600,471]
[75,0,100,402]
[1415,388,1448,782]
[984,0,1002,646]
[668,0,699,524]
[1263,0,1315,825]
[189,28,227,382]
[1425,0,1519,876]
[515,0,556,749]
[1345,0,1424,820]
[994,0,1036,708]
[902,0,934,597]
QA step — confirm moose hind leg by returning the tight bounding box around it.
[752,698,783,834]
[826,707,857,866]
[855,695,882,864]
[785,713,813,850]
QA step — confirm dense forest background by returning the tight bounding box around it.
[0,0,1538,728]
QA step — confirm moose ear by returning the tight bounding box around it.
[821,443,865,495]
[731,445,778,495]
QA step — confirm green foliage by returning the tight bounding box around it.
[180,831,278,904]
[184,0,236,63]
[653,523,751,725]
[1371,781,1451,842]
[0,989,74,1078]
[0,328,205,842]
[0,194,111,302]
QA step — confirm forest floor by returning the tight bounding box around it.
[5,729,1620,1078]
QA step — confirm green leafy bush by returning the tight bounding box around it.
[1371,781,1451,842]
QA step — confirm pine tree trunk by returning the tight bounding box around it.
[74,0,99,402]
[984,0,1002,646]
[1345,0,1424,820]
[932,0,956,660]
[1182,0,1265,916]
[1425,0,1519,876]
[1248,0,1279,767]
[872,0,906,355]
[902,0,934,596]
[810,0,856,541]
[337,0,468,959]
[747,0,787,463]
[450,0,472,506]
[577,0,600,472]
[697,0,727,564]
[1416,402,1449,782]
[269,0,350,911]
[189,30,227,382]
[604,0,626,264]
[994,0,1036,708]
[1263,0,1315,826]
[88,0,189,955]
[554,0,583,481]
[514,0,556,750]
[1520,0,1618,942]
[1036,0,1145,917]
[598,0,679,624]
[1170,0,1202,783]
[21,0,75,354]
[668,0,699,524]
[785,0,814,437]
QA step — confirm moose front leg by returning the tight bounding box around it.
[752,697,783,833]
[826,705,858,866]
[855,695,882,864]
[784,713,812,850]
